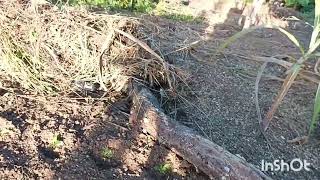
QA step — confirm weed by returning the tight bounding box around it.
[100,147,113,159]
[284,0,315,22]
[59,0,157,12]
[154,163,172,174]
[285,0,313,9]
[301,3,316,23]
[50,134,64,149]
[219,0,320,138]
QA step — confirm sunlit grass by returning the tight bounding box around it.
[153,1,204,22]
[0,1,178,95]
[53,0,157,12]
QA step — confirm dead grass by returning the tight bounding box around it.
[0,0,178,96]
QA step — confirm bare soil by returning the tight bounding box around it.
[151,1,320,180]
[1,0,320,180]
[0,89,209,179]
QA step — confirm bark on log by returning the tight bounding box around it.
[129,84,271,180]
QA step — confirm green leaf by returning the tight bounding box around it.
[50,134,63,149]
[299,0,311,7]
[309,24,320,49]
[309,82,320,136]
[155,163,172,174]
[100,147,113,159]
[309,0,320,50]
[285,0,310,7]
[308,38,320,54]
[314,0,320,28]
[277,27,305,55]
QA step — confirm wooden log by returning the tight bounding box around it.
[129,84,271,180]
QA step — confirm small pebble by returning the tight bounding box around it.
[224,166,230,173]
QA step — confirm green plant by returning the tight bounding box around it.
[67,0,157,12]
[0,32,57,94]
[135,0,156,12]
[50,134,63,149]
[301,7,315,23]
[100,147,113,159]
[285,0,313,8]
[219,0,320,138]
[283,0,315,23]
[154,163,172,174]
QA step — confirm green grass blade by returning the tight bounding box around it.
[308,38,320,54]
[309,24,320,49]
[217,26,261,52]
[277,27,305,55]
[262,63,302,131]
[314,0,320,28]
[310,0,320,50]
[309,82,320,136]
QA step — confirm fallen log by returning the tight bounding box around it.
[129,84,271,180]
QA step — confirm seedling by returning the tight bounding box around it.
[100,147,113,160]
[49,134,63,149]
[154,163,172,175]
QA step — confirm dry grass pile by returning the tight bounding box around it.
[0,0,177,96]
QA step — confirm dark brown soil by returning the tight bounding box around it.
[1,1,320,180]
[0,89,208,179]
